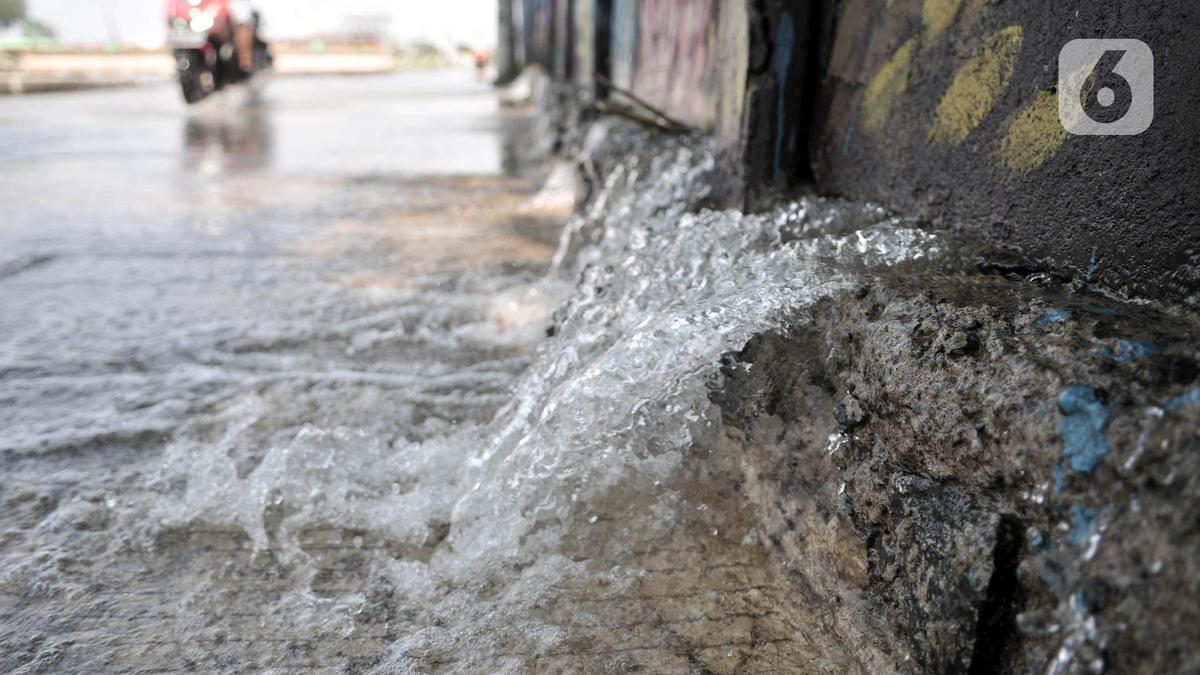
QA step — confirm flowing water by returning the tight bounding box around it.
[1,73,947,672]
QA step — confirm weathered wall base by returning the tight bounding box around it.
[566,122,1200,671]
[714,275,1200,673]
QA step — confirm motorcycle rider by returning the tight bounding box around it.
[229,0,257,75]
[167,0,270,102]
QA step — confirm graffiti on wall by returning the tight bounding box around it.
[609,0,639,90]
[632,0,718,127]
[507,0,726,129]
[528,0,553,69]
[574,0,596,88]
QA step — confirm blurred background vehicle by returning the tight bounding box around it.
[165,0,271,103]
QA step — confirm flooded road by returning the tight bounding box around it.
[1,72,555,462]
[0,72,574,670]
[1,72,952,672]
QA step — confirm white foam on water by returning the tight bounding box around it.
[167,137,941,665]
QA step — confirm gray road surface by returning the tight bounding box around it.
[0,71,564,671]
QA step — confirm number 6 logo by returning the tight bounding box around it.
[1059,39,1154,136]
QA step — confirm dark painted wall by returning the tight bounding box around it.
[810,0,1200,305]
[741,0,817,197]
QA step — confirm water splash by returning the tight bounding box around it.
[4,130,952,670]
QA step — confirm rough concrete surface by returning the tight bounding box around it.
[567,119,1200,672]
[714,272,1200,673]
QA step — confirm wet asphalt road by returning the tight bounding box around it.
[0,71,568,671]
[0,70,545,456]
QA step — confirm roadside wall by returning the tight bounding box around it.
[810,0,1200,304]
[499,0,1200,306]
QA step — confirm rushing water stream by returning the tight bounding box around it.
[1,74,950,671]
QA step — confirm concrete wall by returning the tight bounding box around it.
[498,0,1200,306]
[507,0,747,131]
[629,0,718,128]
[740,0,817,195]
[609,0,639,91]
[809,0,1200,304]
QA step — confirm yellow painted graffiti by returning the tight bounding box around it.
[998,89,1067,176]
[862,37,919,132]
[929,25,1023,145]
[922,0,962,41]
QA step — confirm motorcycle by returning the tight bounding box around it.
[165,0,271,104]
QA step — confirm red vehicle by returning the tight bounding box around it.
[164,0,271,103]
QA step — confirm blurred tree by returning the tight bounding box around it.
[0,0,25,27]
[25,18,54,38]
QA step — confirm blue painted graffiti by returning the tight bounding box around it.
[1055,386,1109,491]
[1033,307,1071,331]
[772,9,795,180]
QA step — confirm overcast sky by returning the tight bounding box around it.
[27,0,497,47]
